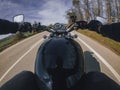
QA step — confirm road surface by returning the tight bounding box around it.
[0,31,120,86]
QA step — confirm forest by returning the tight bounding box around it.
[66,0,120,41]
[67,0,120,23]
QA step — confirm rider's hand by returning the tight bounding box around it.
[73,72,120,90]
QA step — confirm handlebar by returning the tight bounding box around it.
[43,23,78,39]
[66,23,76,32]
[47,29,55,33]
[46,23,76,34]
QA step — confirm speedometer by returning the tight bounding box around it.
[54,23,62,30]
[54,23,66,31]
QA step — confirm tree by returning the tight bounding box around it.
[106,0,112,23]
[97,0,103,16]
[72,0,84,21]
[66,9,77,24]
[83,0,92,21]
[87,0,98,20]
[115,0,120,21]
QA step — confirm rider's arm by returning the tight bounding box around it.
[0,71,39,90]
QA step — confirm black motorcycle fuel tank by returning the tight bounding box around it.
[35,37,85,90]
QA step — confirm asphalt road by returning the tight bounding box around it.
[0,31,120,86]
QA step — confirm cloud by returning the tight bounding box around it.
[38,0,72,25]
[0,0,23,20]
[0,0,44,21]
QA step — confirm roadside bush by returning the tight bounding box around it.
[15,31,24,40]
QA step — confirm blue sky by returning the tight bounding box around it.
[0,0,73,25]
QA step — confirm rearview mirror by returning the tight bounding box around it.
[13,14,24,23]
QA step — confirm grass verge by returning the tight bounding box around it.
[78,29,120,55]
[0,31,37,52]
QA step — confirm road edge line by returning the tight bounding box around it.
[0,39,43,83]
[0,32,45,55]
[77,36,120,83]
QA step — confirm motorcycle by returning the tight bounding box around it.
[35,23,85,90]
[1,15,120,90]
[1,22,120,90]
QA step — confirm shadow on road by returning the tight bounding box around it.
[84,51,101,73]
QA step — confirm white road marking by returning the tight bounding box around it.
[0,38,43,83]
[77,37,120,83]
[0,32,44,55]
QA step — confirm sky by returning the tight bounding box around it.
[0,0,73,25]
